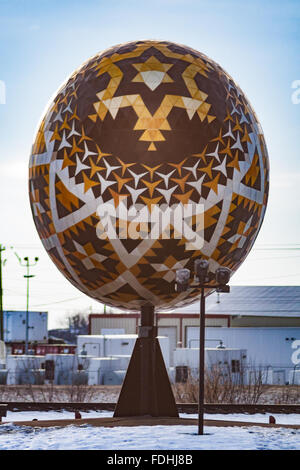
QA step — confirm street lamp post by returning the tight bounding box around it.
[175,260,231,436]
[198,286,205,435]
[15,254,39,355]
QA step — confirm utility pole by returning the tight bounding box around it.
[15,254,39,355]
[0,245,6,341]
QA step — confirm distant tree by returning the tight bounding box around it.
[49,310,90,344]
[68,312,89,335]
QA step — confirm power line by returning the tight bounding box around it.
[30,296,84,307]
[238,272,300,282]
[254,248,300,251]
[246,255,300,261]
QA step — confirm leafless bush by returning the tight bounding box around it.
[269,385,300,404]
[173,364,268,404]
[62,384,99,403]
[5,356,98,403]
[4,384,100,403]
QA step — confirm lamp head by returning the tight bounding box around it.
[215,267,231,286]
[194,259,209,284]
[175,268,191,292]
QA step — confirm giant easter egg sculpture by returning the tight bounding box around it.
[29,40,269,310]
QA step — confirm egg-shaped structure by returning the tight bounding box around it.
[29,40,269,310]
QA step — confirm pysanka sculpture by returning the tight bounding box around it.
[29,40,269,311]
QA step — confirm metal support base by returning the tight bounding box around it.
[113,304,178,417]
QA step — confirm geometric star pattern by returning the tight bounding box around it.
[29,40,269,311]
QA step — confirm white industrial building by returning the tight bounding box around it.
[77,334,170,385]
[88,286,300,384]
[1,334,170,386]
[3,311,48,343]
[1,286,300,386]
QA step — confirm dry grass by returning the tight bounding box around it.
[172,367,300,405]
[0,385,121,403]
[1,365,300,404]
[1,382,300,405]
[261,385,300,404]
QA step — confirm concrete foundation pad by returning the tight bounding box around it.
[4,416,300,430]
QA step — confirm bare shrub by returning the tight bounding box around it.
[3,383,99,403]
[5,355,98,403]
[269,385,300,404]
[173,364,268,404]
[60,384,99,403]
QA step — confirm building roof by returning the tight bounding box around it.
[166,286,300,317]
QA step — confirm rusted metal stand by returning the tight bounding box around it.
[114,304,178,417]
[0,404,7,423]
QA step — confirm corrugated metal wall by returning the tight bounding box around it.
[157,317,180,329]
[90,315,228,347]
[182,317,228,346]
[182,317,228,327]
[90,317,137,335]
[231,316,300,327]
[90,315,300,348]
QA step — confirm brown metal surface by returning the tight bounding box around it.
[113,304,178,417]
[4,416,300,430]
[113,337,178,417]
[2,402,300,415]
[0,404,7,420]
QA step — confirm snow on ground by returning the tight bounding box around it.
[0,410,300,450]
[4,410,300,425]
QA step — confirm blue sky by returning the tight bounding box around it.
[0,0,299,327]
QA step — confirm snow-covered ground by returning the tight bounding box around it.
[0,410,300,450]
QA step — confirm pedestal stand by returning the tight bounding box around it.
[114,304,178,417]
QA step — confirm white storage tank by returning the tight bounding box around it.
[44,354,91,385]
[103,335,137,356]
[44,354,77,385]
[186,327,300,371]
[101,328,125,335]
[111,355,131,370]
[173,348,199,369]
[206,348,247,371]
[77,334,137,357]
[3,311,48,343]
[246,366,274,385]
[77,336,105,357]
[71,369,89,385]
[77,354,92,370]
[71,354,91,385]
[173,347,247,382]
[88,357,121,385]
[0,340,6,367]
[0,370,7,385]
[157,336,170,370]
[168,367,176,384]
[6,355,44,385]
[77,334,170,369]
[19,368,45,385]
[289,369,300,385]
[272,369,287,385]
[6,355,19,385]
[103,370,126,385]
